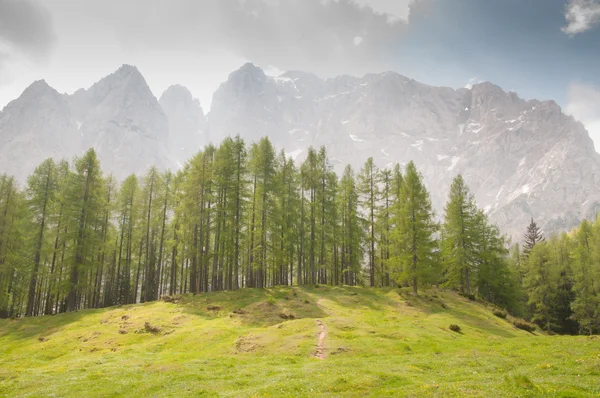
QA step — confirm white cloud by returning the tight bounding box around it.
[566,82,600,151]
[353,0,412,23]
[562,0,600,35]
[465,77,483,90]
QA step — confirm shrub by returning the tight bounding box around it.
[493,309,508,319]
[279,312,296,320]
[459,292,476,301]
[513,320,536,333]
[449,324,461,333]
[441,303,448,309]
[266,297,276,306]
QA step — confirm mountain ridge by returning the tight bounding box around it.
[0,63,598,238]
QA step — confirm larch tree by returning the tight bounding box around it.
[390,161,438,295]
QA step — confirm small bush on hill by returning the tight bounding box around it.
[513,320,536,332]
[449,324,461,333]
[459,292,476,301]
[493,309,508,319]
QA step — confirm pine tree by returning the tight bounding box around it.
[571,220,600,334]
[358,157,379,286]
[338,165,364,286]
[522,218,545,258]
[390,161,438,295]
[25,159,58,316]
[441,175,478,294]
[524,243,556,332]
[65,149,105,312]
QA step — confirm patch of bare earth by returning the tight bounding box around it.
[314,319,328,359]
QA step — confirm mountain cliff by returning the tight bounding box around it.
[0,63,598,237]
[208,63,600,237]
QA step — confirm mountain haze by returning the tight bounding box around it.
[209,63,600,238]
[0,63,598,237]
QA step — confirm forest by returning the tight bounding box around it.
[0,136,598,335]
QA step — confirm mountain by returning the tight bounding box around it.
[0,80,80,182]
[159,84,207,162]
[0,65,178,181]
[209,63,600,238]
[0,62,598,237]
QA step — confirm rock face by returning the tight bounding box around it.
[159,84,207,162]
[209,63,600,238]
[72,65,176,180]
[0,65,178,181]
[0,62,598,238]
[0,80,80,182]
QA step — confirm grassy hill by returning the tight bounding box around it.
[0,286,598,397]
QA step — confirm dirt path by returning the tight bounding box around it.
[314,319,328,359]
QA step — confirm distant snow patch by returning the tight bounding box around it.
[522,184,530,194]
[341,120,351,124]
[381,148,390,157]
[484,205,492,214]
[353,36,363,46]
[401,132,411,138]
[426,137,439,142]
[349,133,364,142]
[437,154,449,161]
[76,121,83,130]
[411,140,424,151]
[519,157,526,167]
[448,156,460,171]
[582,200,589,206]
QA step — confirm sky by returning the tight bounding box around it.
[0,0,599,148]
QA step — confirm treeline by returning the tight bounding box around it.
[0,136,597,334]
[510,219,600,335]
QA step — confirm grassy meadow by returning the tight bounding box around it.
[0,286,598,397]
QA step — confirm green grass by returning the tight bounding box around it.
[1,286,599,397]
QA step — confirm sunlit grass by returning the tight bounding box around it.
[1,286,598,397]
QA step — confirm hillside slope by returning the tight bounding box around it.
[0,287,598,397]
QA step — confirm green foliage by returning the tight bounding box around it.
[389,161,439,295]
[513,319,536,333]
[493,309,508,319]
[449,324,461,332]
[1,135,598,340]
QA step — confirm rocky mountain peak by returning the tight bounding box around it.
[160,84,207,160]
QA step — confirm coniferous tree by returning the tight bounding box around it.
[390,161,438,295]
[65,149,105,312]
[441,175,478,294]
[571,220,600,334]
[358,157,379,286]
[25,159,58,316]
[523,218,545,259]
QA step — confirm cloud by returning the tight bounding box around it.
[566,82,600,150]
[465,77,483,90]
[0,0,55,68]
[86,0,411,78]
[562,0,600,35]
